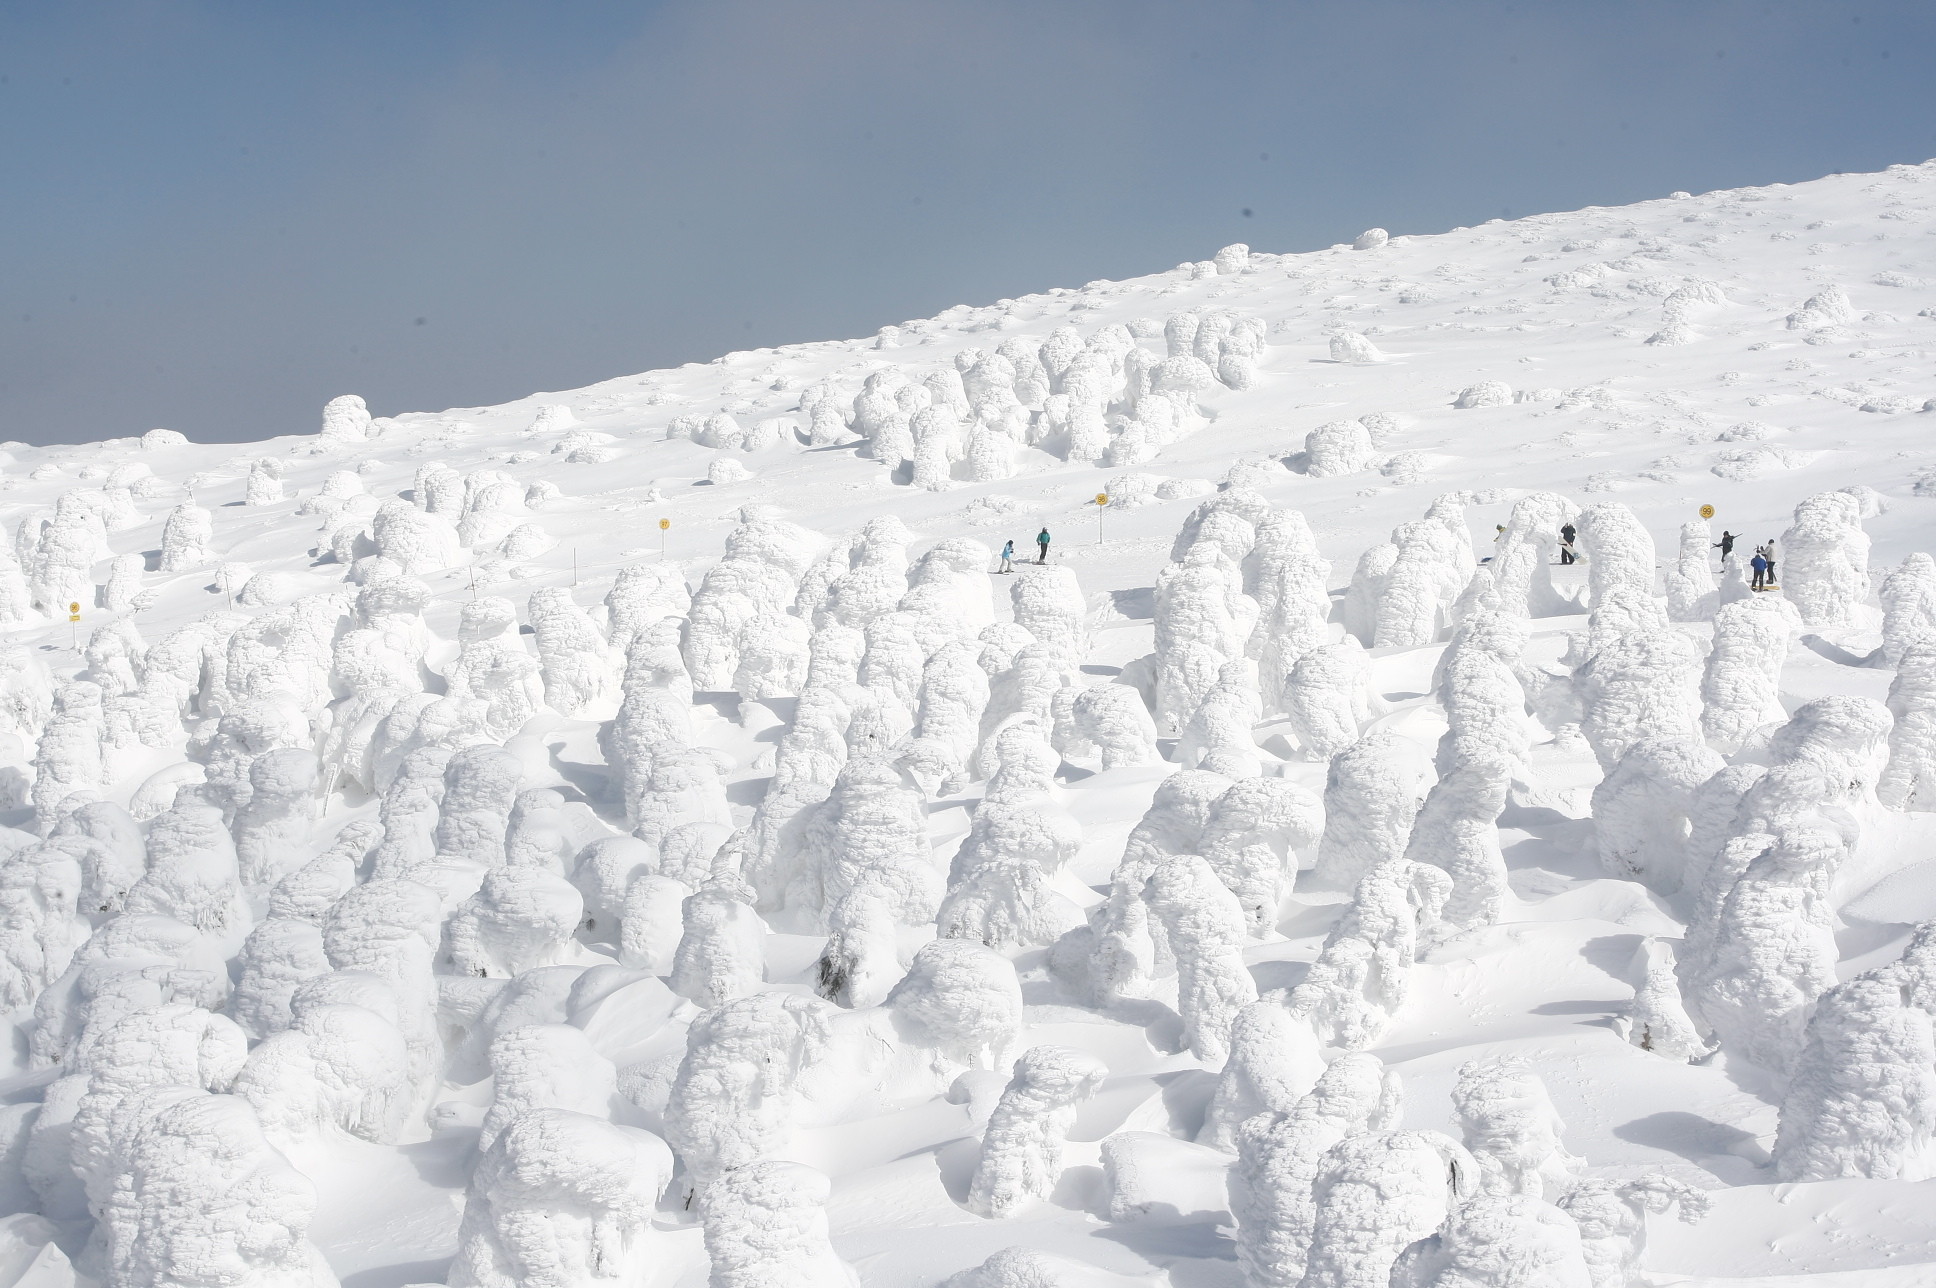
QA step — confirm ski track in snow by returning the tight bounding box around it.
[2,161,1936,1288]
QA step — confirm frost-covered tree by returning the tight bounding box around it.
[1575,503,1654,609]
[525,587,621,716]
[1069,682,1160,769]
[1774,922,1936,1181]
[700,1160,856,1288]
[233,997,412,1148]
[1146,853,1258,1067]
[1664,520,1720,623]
[1199,776,1322,935]
[933,761,1082,952]
[1390,1193,1593,1288]
[1451,1057,1582,1199]
[1312,733,1430,892]
[1288,858,1451,1049]
[233,747,319,895]
[1590,736,1722,894]
[1617,936,1713,1062]
[448,1108,673,1288]
[105,1093,336,1288]
[1283,640,1375,762]
[1404,746,1513,931]
[1305,421,1376,478]
[665,991,833,1189]
[1576,629,1703,773]
[1230,1051,1403,1288]
[1882,639,1936,811]
[445,866,584,978]
[1878,552,1936,667]
[1555,1177,1708,1288]
[1373,518,1466,649]
[966,1044,1109,1218]
[1699,596,1800,752]
[1200,1000,1325,1153]
[1781,490,1871,628]
[1685,825,1842,1074]
[670,883,767,1008]
[885,937,1024,1073]
[1299,1130,1478,1288]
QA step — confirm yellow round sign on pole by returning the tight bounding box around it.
[659,519,671,530]
[67,602,80,622]
[1095,493,1108,506]
[1699,504,1716,520]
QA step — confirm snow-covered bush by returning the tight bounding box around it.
[1455,381,1513,409]
[244,458,285,506]
[1575,502,1654,609]
[966,1044,1109,1217]
[445,866,584,978]
[1781,490,1871,628]
[527,587,621,715]
[1391,1192,1594,1288]
[1328,332,1386,365]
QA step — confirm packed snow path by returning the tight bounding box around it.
[1,161,1936,1288]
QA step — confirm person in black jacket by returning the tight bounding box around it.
[1559,521,1577,565]
[1714,530,1735,564]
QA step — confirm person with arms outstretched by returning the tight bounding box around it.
[1036,528,1050,564]
[998,540,1014,573]
[1715,530,1735,564]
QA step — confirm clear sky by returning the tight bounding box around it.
[3,0,1934,445]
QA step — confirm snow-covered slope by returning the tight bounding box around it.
[2,160,1936,1288]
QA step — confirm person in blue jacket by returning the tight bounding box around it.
[1751,547,1768,591]
[1036,528,1050,564]
[998,540,1014,573]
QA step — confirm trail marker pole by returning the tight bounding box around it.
[660,517,671,559]
[68,602,79,651]
[573,548,579,588]
[1094,493,1109,545]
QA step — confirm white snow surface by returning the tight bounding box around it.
[5,162,1936,1288]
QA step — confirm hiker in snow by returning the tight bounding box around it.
[1482,525,1504,564]
[998,540,1015,574]
[1559,521,1577,565]
[1715,530,1735,564]
[1751,546,1769,591]
[1036,528,1050,564]
[1763,538,1778,586]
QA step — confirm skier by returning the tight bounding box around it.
[1036,528,1050,564]
[1559,521,1577,565]
[998,540,1015,574]
[1714,530,1735,564]
[1751,547,1768,591]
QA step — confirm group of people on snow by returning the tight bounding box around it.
[997,528,1051,573]
[1715,530,1779,589]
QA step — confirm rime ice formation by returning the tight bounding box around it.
[3,162,1936,1287]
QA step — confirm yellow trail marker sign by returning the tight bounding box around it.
[67,602,80,623]
[659,519,671,530]
[1094,493,1108,506]
[1699,505,1716,520]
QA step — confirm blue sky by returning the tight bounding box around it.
[3,0,1933,444]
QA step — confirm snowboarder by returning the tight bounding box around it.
[1036,528,1050,564]
[1751,547,1768,591]
[998,540,1014,574]
[1559,522,1577,565]
[1715,530,1736,564]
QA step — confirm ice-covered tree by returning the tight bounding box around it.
[1146,853,1258,1067]
[448,1108,673,1288]
[1781,490,1871,628]
[1312,732,1430,892]
[1230,1051,1404,1288]
[701,1160,856,1288]
[1774,922,1936,1181]
[1556,1177,1708,1288]
[1451,1056,1582,1199]
[665,991,833,1189]
[1288,858,1451,1049]
[1299,1130,1478,1288]
[1699,596,1799,752]
[1879,552,1936,667]
[1882,639,1936,811]
[1200,1000,1325,1153]
[965,1044,1109,1217]
[1590,736,1723,894]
